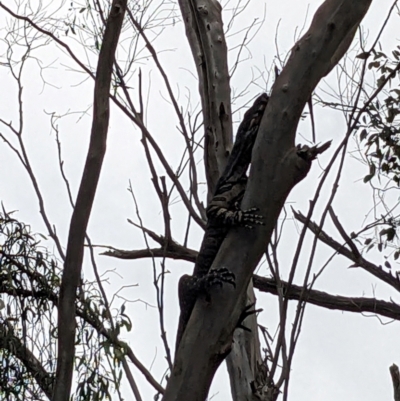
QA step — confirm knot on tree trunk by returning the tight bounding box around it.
[291,140,332,184]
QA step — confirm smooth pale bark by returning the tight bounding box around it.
[163,1,372,400]
[177,2,263,398]
[178,0,232,199]
[226,282,269,400]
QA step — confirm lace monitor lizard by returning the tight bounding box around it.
[176,93,270,351]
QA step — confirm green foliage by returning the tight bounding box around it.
[353,46,400,272]
[0,209,129,400]
[358,46,400,185]
[0,209,57,400]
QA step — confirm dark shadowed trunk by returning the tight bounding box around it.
[53,2,127,400]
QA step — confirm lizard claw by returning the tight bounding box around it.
[241,207,264,228]
[200,267,236,291]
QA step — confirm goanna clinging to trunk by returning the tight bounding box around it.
[176,93,270,351]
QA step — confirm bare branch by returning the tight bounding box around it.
[293,209,400,292]
[253,275,400,321]
[0,322,53,399]
[0,3,206,231]
[328,206,361,258]
[0,47,65,261]
[100,238,197,263]
[127,10,205,219]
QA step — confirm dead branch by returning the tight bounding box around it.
[253,276,400,321]
[0,3,206,231]
[103,232,400,324]
[0,44,65,261]
[102,218,197,262]
[102,245,197,263]
[328,206,361,258]
[0,322,53,399]
[293,209,400,292]
[127,10,206,220]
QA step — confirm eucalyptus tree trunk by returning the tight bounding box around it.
[163,0,373,400]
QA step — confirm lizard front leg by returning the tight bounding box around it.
[219,203,264,228]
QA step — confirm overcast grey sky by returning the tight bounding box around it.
[1,0,400,400]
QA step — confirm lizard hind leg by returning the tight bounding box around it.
[177,268,235,316]
[175,269,235,351]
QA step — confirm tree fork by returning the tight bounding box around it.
[162,0,372,400]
